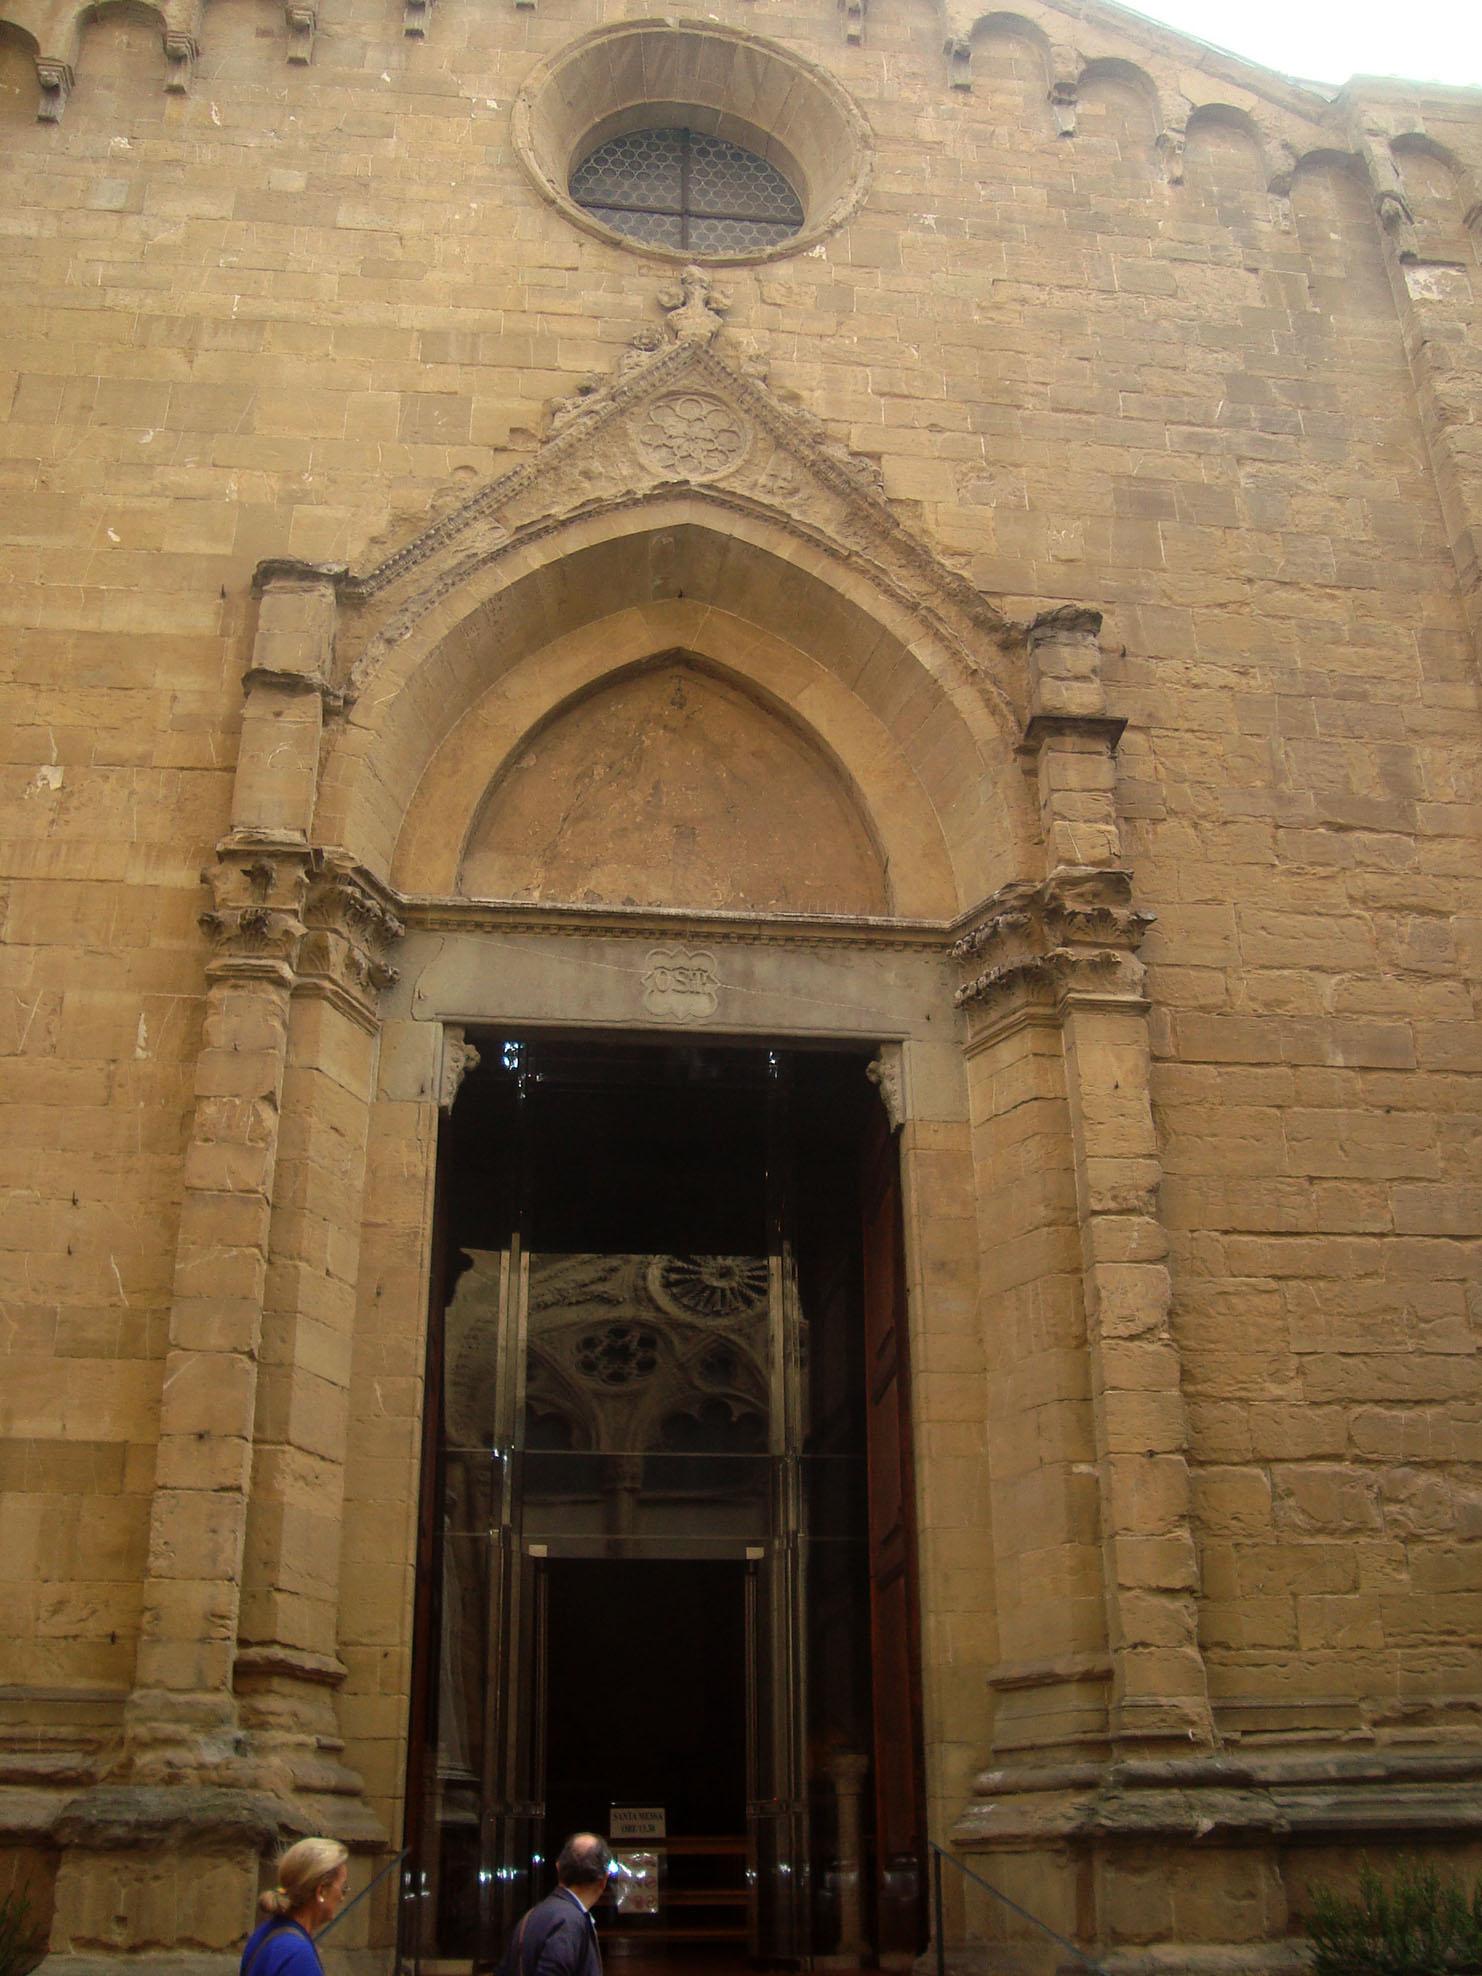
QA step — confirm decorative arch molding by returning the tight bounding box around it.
[324,291,1022,705]
[253,279,1060,913]
[307,498,1030,912]
[399,633,948,918]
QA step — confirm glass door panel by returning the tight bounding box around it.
[410,1040,916,1969]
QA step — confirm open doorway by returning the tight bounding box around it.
[405,1038,925,1972]
[546,1558,748,1972]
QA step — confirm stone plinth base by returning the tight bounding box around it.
[937,1749,1482,1973]
[46,1788,288,1969]
[21,1783,391,1970]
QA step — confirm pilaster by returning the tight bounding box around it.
[957,608,1212,1764]
[235,856,400,1838]
[236,564,344,841]
[124,837,311,1767]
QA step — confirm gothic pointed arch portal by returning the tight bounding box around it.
[142,258,1199,1976]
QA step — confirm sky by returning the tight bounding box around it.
[1115,0,1482,90]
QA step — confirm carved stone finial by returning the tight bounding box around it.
[866,1045,906,1133]
[36,56,73,121]
[657,266,731,347]
[439,1027,482,1112]
[945,36,972,90]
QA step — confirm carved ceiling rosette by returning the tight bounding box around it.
[953,866,1154,1025]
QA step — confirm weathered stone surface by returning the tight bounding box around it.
[1,0,1480,1969]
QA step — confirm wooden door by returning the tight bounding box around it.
[860,1100,927,1962]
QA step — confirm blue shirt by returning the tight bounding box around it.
[240,1917,322,1976]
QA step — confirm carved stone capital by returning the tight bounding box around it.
[199,838,312,983]
[297,852,405,1023]
[35,57,73,121]
[953,869,1153,1015]
[438,1026,482,1112]
[865,1044,905,1133]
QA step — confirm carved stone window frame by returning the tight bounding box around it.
[512,21,875,267]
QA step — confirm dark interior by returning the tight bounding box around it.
[418,1037,892,1969]
[544,1556,747,1841]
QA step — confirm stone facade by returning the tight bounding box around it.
[0,0,1480,1966]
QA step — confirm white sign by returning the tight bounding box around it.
[610,1804,666,1841]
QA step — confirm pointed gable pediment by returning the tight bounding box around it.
[333,268,1016,670]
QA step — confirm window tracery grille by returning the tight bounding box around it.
[570,126,805,253]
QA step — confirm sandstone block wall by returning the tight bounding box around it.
[1,0,1480,1961]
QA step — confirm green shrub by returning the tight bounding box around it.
[1305,1858,1482,1975]
[0,1887,43,1976]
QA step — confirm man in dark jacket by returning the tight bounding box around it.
[500,1833,612,1976]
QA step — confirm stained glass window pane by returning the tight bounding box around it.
[569,125,804,252]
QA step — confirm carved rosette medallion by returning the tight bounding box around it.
[633,391,751,482]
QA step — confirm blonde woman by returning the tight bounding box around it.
[240,1837,350,1976]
